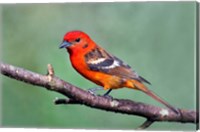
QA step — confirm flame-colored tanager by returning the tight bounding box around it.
[59,30,178,113]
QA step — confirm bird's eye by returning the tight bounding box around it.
[75,38,81,42]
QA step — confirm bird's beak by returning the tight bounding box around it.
[59,41,71,49]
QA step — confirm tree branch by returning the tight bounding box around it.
[0,62,198,129]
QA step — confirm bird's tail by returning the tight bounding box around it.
[130,80,179,114]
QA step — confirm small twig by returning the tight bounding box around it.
[47,64,54,82]
[54,98,80,105]
[47,64,54,76]
[137,119,154,129]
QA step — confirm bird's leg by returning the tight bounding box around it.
[103,89,112,96]
[103,89,113,99]
[87,87,104,95]
[87,88,113,99]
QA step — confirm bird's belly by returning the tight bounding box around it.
[81,70,124,89]
[70,56,124,89]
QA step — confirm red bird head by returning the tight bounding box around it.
[59,30,95,54]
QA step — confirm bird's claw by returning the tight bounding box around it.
[87,87,103,95]
[103,94,113,100]
[87,88,97,95]
[87,88,113,99]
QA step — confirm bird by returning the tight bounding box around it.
[59,30,178,114]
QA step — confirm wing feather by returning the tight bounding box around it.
[84,47,150,84]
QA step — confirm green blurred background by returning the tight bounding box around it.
[0,2,197,130]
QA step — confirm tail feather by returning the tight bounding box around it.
[144,90,179,114]
[132,80,178,114]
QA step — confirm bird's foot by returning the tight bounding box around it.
[103,89,112,96]
[88,89,96,95]
[87,87,103,95]
[87,88,113,100]
[103,94,113,100]
[102,89,113,99]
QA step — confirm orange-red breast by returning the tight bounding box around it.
[59,30,178,113]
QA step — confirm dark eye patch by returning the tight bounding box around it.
[75,38,81,42]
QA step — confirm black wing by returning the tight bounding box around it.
[84,46,151,84]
